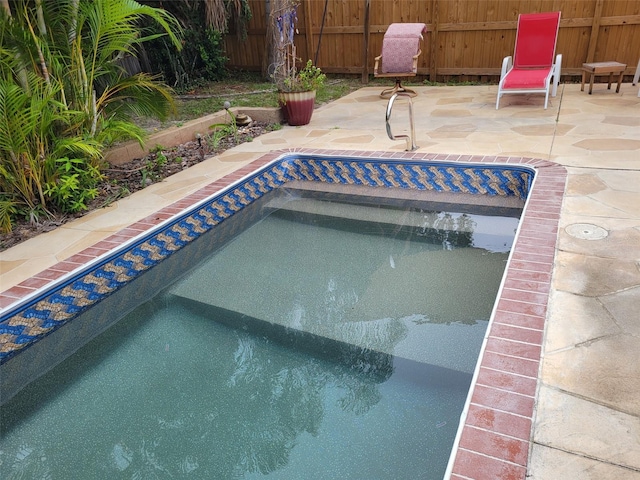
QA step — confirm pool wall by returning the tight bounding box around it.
[0,148,566,480]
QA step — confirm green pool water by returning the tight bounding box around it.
[0,190,517,479]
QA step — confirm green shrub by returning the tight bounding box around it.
[44,158,104,213]
[199,29,229,81]
[140,8,230,91]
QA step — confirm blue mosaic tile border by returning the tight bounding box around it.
[0,154,534,364]
[283,157,532,198]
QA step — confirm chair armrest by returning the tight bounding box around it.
[374,55,381,75]
[554,54,562,77]
[411,49,422,73]
[500,56,513,80]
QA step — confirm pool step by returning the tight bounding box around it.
[266,195,519,252]
[168,215,504,374]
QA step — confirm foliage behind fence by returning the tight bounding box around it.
[223,0,640,82]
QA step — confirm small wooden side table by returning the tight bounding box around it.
[581,61,627,94]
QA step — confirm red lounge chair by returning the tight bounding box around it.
[374,23,427,98]
[496,11,562,109]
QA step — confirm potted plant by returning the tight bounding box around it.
[269,1,325,125]
[278,60,326,126]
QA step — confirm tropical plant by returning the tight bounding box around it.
[0,74,102,223]
[0,0,182,232]
[206,0,252,38]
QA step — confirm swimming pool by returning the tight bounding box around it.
[1,188,516,477]
[0,149,567,479]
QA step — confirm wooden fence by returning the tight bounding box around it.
[223,0,640,83]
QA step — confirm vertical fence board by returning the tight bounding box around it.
[302,0,315,64]
[429,0,438,80]
[586,0,604,62]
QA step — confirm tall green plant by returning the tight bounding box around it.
[51,0,181,136]
[0,79,51,219]
[0,74,102,224]
[0,0,182,232]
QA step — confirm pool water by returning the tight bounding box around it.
[1,301,471,478]
[0,189,518,479]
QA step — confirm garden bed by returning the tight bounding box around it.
[0,111,279,251]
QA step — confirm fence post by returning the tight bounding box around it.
[429,0,439,82]
[362,0,371,83]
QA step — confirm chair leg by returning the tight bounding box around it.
[633,57,640,86]
[552,54,562,97]
[380,78,417,98]
[544,89,550,109]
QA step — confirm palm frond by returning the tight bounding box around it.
[0,197,18,233]
[94,118,146,148]
[96,72,176,121]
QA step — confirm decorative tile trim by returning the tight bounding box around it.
[282,156,533,198]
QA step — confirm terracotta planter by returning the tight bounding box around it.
[278,90,316,126]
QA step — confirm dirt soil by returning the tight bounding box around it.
[0,121,270,252]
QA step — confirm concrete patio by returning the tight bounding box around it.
[1,81,639,479]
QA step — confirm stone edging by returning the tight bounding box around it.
[105,107,283,166]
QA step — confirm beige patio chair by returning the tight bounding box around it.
[374,23,427,98]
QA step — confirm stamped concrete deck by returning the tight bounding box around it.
[1,82,639,479]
